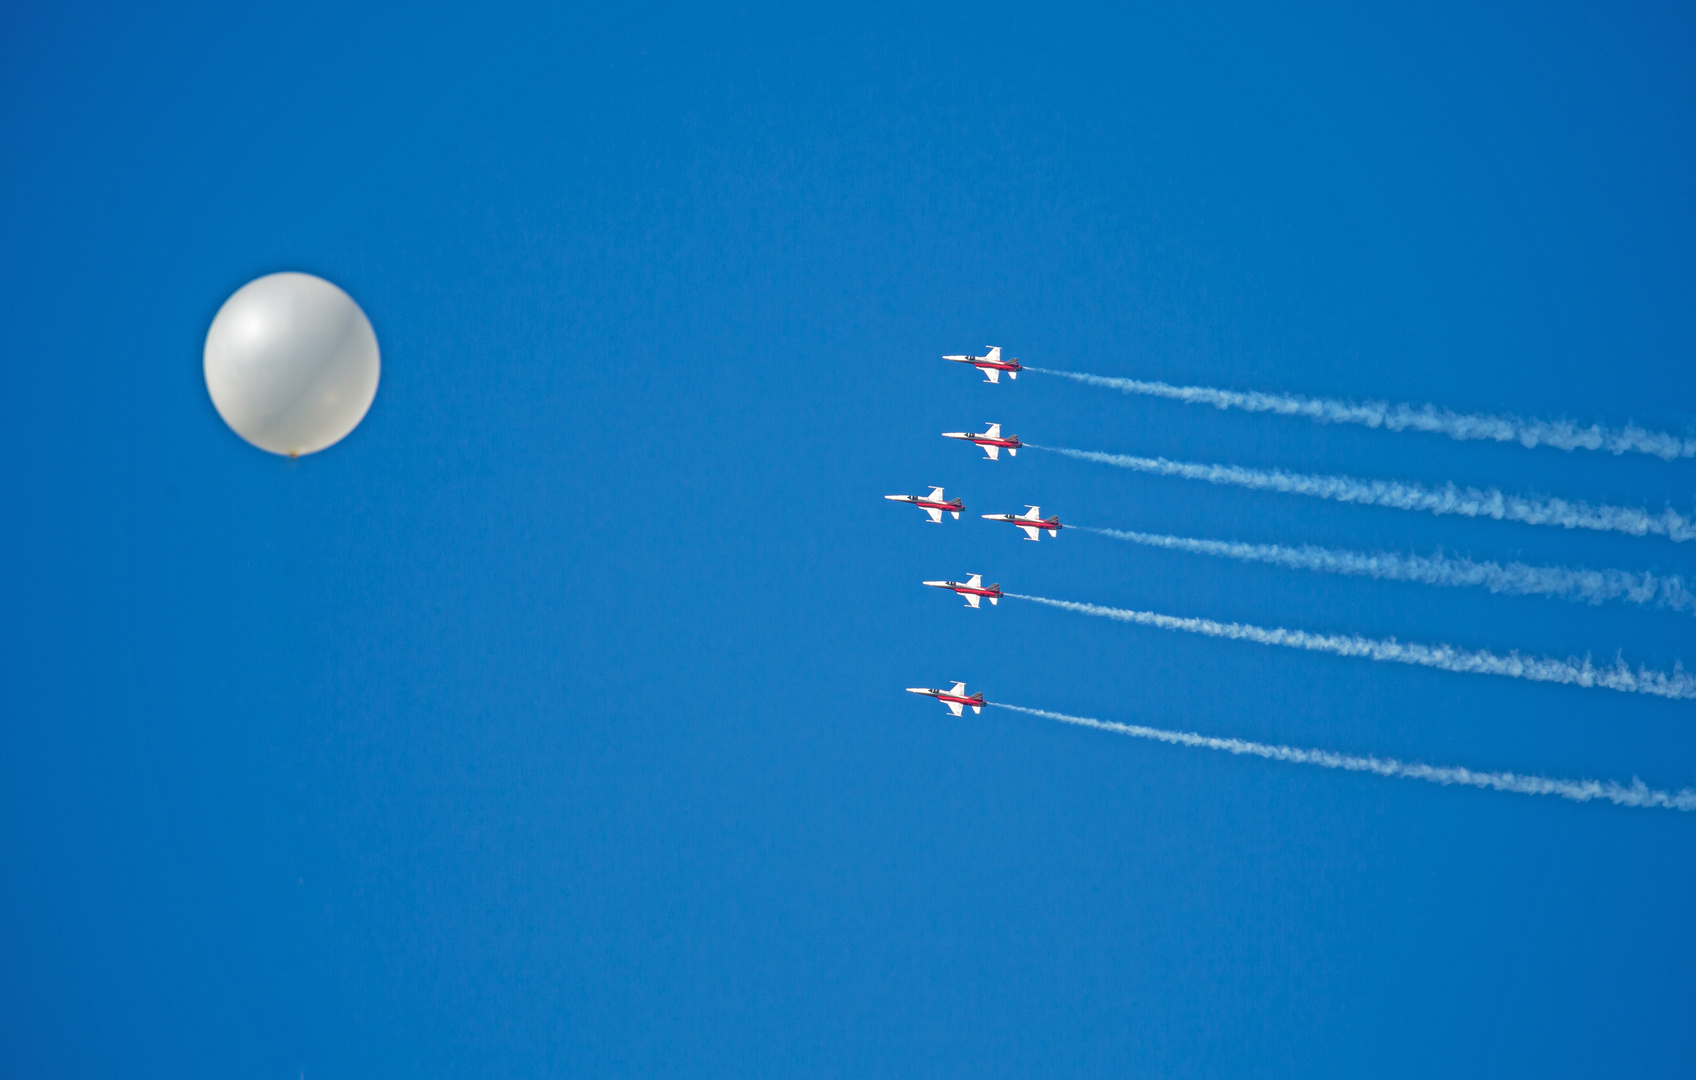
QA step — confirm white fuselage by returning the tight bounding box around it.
[885,492,963,522]
[922,579,1003,607]
[983,507,1062,541]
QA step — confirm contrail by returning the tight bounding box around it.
[991,703,1696,812]
[1027,368,1696,461]
[1029,445,1696,543]
[1078,526,1696,615]
[1005,593,1696,701]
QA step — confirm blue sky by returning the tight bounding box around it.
[3,1,1694,1075]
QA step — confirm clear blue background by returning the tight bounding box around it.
[3,2,1694,1075]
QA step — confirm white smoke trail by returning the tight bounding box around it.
[1028,367,1696,461]
[1005,593,1696,701]
[1078,526,1696,615]
[1029,445,1696,543]
[991,703,1696,812]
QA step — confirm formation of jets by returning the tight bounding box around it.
[896,346,1059,713]
[942,422,1021,460]
[942,346,1023,383]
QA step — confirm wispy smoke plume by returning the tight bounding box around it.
[1029,445,1696,543]
[1005,593,1696,701]
[1028,368,1696,461]
[1078,526,1696,614]
[992,703,1696,811]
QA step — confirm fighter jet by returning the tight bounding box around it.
[922,574,1002,608]
[943,346,1023,384]
[942,422,1021,460]
[905,681,986,716]
[983,505,1064,541]
[884,486,963,523]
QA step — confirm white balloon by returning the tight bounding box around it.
[204,272,380,456]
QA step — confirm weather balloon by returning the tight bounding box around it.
[203,272,380,456]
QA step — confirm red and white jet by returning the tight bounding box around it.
[983,505,1064,541]
[905,681,986,716]
[942,422,1021,460]
[884,486,963,523]
[923,574,1002,608]
[943,346,1023,384]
